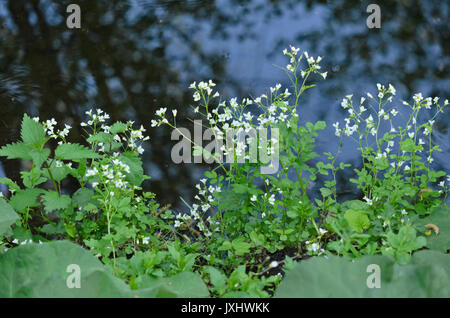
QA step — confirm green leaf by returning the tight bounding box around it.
[344,209,370,233]
[413,206,450,253]
[72,188,94,208]
[55,143,100,161]
[109,122,128,135]
[21,114,46,147]
[0,178,20,192]
[232,237,251,256]
[0,241,133,297]
[42,191,71,213]
[29,148,50,168]
[204,266,227,295]
[9,188,44,212]
[275,250,450,297]
[0,142,33,160]
[86,132,113,144]
[119,152,144,186]
[0,198,19,236]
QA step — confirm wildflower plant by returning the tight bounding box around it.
[0,46,448,298]
[325,84,449,259]
[0,110,172,269]
[155,46,331,258]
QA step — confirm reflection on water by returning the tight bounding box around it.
[0,0,448,209]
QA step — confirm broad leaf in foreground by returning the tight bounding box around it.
[275,250,449,297]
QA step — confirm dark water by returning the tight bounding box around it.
[0,0,449,209]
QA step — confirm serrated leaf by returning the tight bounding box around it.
[42,191,71,212]
[55,143,100,161]
[0,178,20,192]
[9,188,44,212]
[119,152,144,186]
[0,198,19,236]
[87,132,113,144]
[29,148,50,168]
[0,142,32,160]
[110,122,128,135]
[21,114,46,147]
[72,188,94,208]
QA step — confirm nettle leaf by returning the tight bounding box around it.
[413,206,450,253]
[42,191,71,213]
[29,148,50,168]
[43,161,71,183]
[0,198,19,236]
[87,132,113,144]
[72,188,94,208]
[21,114,46,147]
[0,177,20,192]
[55,143,100,161]
[0,142,33,160]
[110,122,128,135]
[9,188,44,213]
[119,151,144,186]
[204,266,227,295]
[275,250,450,297]
[344,209,370,233]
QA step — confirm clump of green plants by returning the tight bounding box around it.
[0,46,449,298]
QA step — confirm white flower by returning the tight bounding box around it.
[156,107,167,117]
[268,194,276,205]
[319,228,327,235]
[172,109,177,117]
[321,72,327,79]
[250,195,257,202]
[270,261,279,268]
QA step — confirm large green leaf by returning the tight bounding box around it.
[275,250,450,297]
[0,241,132,297]
[55,143,100,161]
[21,114,46,147]
[9,188,44,213]
[413,206,450,253]
[0,241,209,298]
[0,142,33,160]
[0,198,19,236]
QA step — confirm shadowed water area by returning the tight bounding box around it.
[0,0,449,210]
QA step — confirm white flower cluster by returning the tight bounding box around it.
[33,116,72,144]
[85,157,130,191]
[81,109,110,127]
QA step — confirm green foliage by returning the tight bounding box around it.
[55,143,100,161]
[0,199,19,236]
[0,48,448,298]
[413,206,450,252]
[275,250,450,297]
